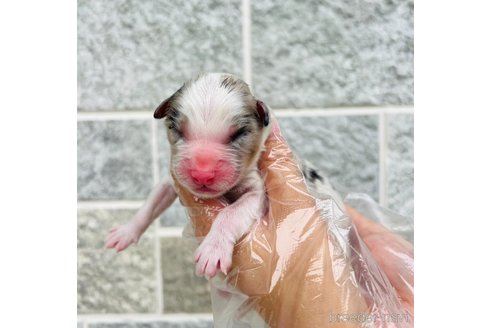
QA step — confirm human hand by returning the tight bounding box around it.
[346,205,414,318]
[173,119,369,327]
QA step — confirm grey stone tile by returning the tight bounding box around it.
[387,114,414,218]
[277,115,379,201]
[159,201,189,227]
[78,209,157,313]
[87,319,213,328]
[78,120,153,200]
[78,0,243,111]
[79,322,84,328]
[252,0,413,108]
[161,238,212,313]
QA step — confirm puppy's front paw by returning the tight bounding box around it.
[105,223,141,252]
[194,233,234,279]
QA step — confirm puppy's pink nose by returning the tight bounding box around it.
[194,151,216,170]
[191,170,215,185]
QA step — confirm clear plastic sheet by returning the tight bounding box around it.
[176,121,414,328]
[343,192,414,244]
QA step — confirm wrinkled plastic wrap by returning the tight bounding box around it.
[176,123,414,328]
[343,192,414,244]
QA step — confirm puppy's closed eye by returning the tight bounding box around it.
[229,127,250,143]
[167,122,183,139]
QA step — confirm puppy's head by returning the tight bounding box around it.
[154,73,270,199]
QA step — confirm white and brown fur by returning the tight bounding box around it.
[106,73,271,279]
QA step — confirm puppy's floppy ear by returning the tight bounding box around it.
[256,100,270,126]
[154,84,185,119]
[153,96,173,119]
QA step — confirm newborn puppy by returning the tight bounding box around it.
[106,73,271,279]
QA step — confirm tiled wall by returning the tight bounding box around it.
[77,0,413,327]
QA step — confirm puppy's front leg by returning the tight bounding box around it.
[194,183,265,279]
[106,179,177,252]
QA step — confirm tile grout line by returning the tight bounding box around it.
[378,112,388,207]
[77,201,143,209]
[157,227,184,238]
[151,119,165,314]
[77,313,214,321]
[151,120,161,187]
[242,0,252,87]
[77,111,151,120]
[77,106,414,121]
[275,106,414,117]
